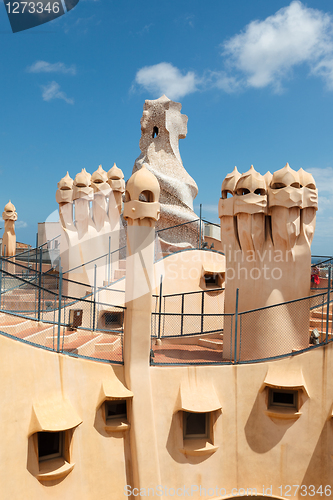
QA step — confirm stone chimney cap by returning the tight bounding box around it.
[126,164,160,203]
[58,172,74,190]
[108,163,124,181]
[271,163,300,189]
[221,166,241,198]
[298,168,316,189]
[4,200,15,212]
[235,165,266,194]
[74,168,91,187]
[92,165,108,183]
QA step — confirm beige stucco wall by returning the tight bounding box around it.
[0,334,131,500]
[150,347,333,499]
[0,331,332,499]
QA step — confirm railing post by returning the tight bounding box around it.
[180,293,185,336]
[199,203,202,249]
[92,264,97,331]
[108,236,111,285]
[111,250,113,286]
[57,263,63,353]
[158,275,163,339]
[0,257,2,309]
[234,288,239,364]
[326,266,331,343]
[35,232,38,276]
[201,290,205,334]
[37,247,42,321]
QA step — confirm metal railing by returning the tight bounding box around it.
[150,268,333,365]
[0,265,125,364]
[152,285,225,339]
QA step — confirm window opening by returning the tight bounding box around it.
[139,190,154,202]
[105,400,127,421]
[38,431,63,462]
[204,274,219,287]
[269,389,297,409]
[152,126,159,138]
[103,311,123,328]
[183,411,208,439]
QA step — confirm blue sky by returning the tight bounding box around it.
[0,0,332,255]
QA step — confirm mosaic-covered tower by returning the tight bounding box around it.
[133,95,200,251]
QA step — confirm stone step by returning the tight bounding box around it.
[0,313,28,325]
[75,334,103,356]
[94,335,121,353]
[0,300,40,311]
[18,324,58,345]
[0,318,32,335]
[113,269,126,280]
[46,329,78,343]
[45,332,103,357]
[311,310,332,320]
[197,338,223,350]
[310,318,332,329]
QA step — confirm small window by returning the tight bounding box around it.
[38,431,63,462]
[183,411,209,439]
[269,389,298,409]
[152,126,159,138]
[105,400,127,422]
[102,311,124,329]
[204,274,219,287]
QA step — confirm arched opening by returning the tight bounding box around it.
[271,182,286,189]
[139,190,154,202]
[306,182,316,189]
[152,126,159,138]
[236,188,250,196]
[222,190,233,199]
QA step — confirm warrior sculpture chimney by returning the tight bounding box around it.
[219,163,318,360]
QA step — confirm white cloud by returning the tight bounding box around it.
[41,82,74,105]
[306,167,333,216]
[207,71,242,93]
[134,2,333,98]
[27,61,76,75]
[222,1,333,91]
[16,221,27,229]
[309,167,333,193]
[135,62,198,100]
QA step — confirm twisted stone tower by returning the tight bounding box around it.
[133,95,199,251]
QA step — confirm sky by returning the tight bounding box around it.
[0,0,332,255]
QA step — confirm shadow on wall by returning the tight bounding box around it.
[244,391,296,453]
[301,416,333,491]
